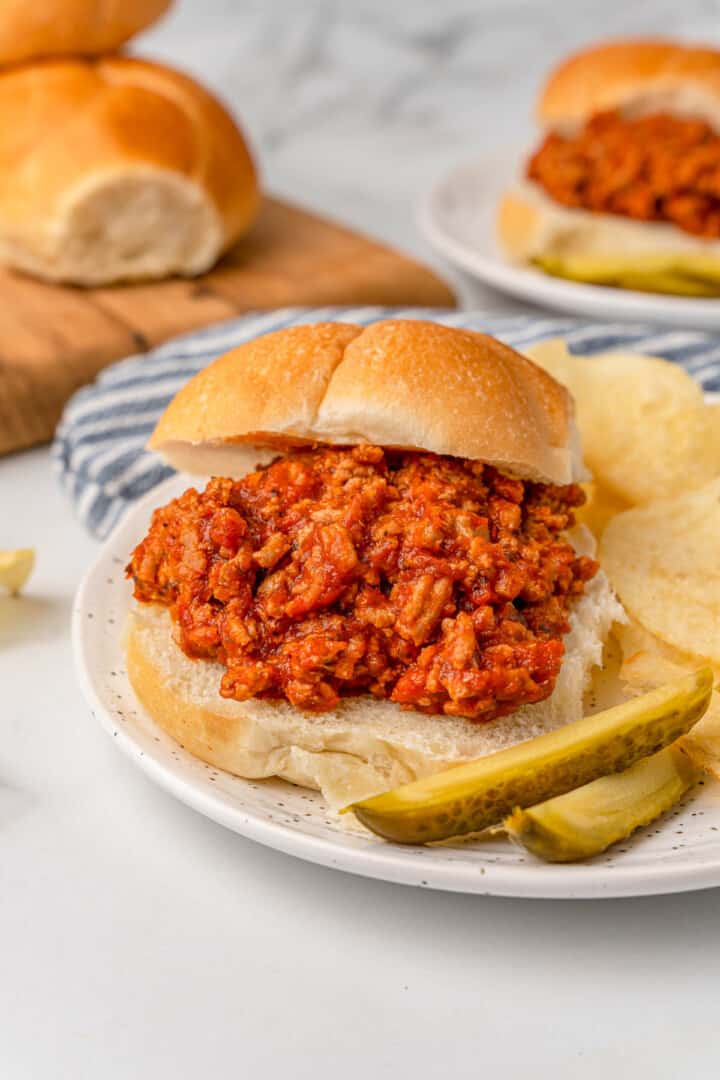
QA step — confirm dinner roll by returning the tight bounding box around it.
[0,0,172,66]
[0,56,260,285]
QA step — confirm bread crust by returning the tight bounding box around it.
[497,191,545,262]
[0,56,259,284]
[0,0,171,65]
[149,320,582,486]
[539,39,720,131]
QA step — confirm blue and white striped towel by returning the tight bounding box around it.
[52,306,720,539]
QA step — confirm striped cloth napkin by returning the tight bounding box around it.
[52,306,720,539]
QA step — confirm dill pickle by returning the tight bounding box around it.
[505,744,699,863]
[534,255,720,296]
[346,669,712,844]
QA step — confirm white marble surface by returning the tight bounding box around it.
[3,4,720,1078]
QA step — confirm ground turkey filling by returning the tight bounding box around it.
[128,445,597,721]
[528,109,720,238]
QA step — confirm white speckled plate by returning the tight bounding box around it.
[420,156,720,330]
[74,474,720,899]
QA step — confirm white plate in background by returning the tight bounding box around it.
[73,473,720,900]
[420,157,720,330]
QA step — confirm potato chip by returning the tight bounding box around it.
[616,618,712,690]
[600,481,720,665]
[681,692,720,781]
[575,482,631,541]
[524,340,718,504]
[0,548,34,594]
[527,340,720,783]
[523,338,584,392]
[613,618,720,780]
[525,341,701,416]
[582,402,720,506]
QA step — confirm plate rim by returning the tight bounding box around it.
[418,157,720,328]
[73,462,720,901]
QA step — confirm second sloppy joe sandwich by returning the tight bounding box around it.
[498,39,720,295]
[125,320,623,808]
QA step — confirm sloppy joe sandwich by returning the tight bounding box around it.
[498,39,720,295]
[125,320,622,808]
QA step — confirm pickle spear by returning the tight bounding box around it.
[347,669,712,844]
[505,744,699,863]
[534,255,720,296]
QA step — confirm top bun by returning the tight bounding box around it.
[539,39,720,132]
[0,1,171,65]
[149,320,583,486]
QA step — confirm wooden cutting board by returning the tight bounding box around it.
[0,196,455,456]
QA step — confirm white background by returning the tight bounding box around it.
[2,2,720,1077]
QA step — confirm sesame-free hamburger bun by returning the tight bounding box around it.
[149,319,585,486]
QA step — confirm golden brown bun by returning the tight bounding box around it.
[539,39,720,131]
[498,185,720,270]
[0,57,260,284]
[0,1,172,65]
[126,553,622,809]
[149,320,584,486]
[498,191,547,263]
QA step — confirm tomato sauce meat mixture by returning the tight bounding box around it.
[528,110,720,238]
[128,445,597,722]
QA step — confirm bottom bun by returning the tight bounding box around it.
[498,184,720,296]
[125,569,623,810]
